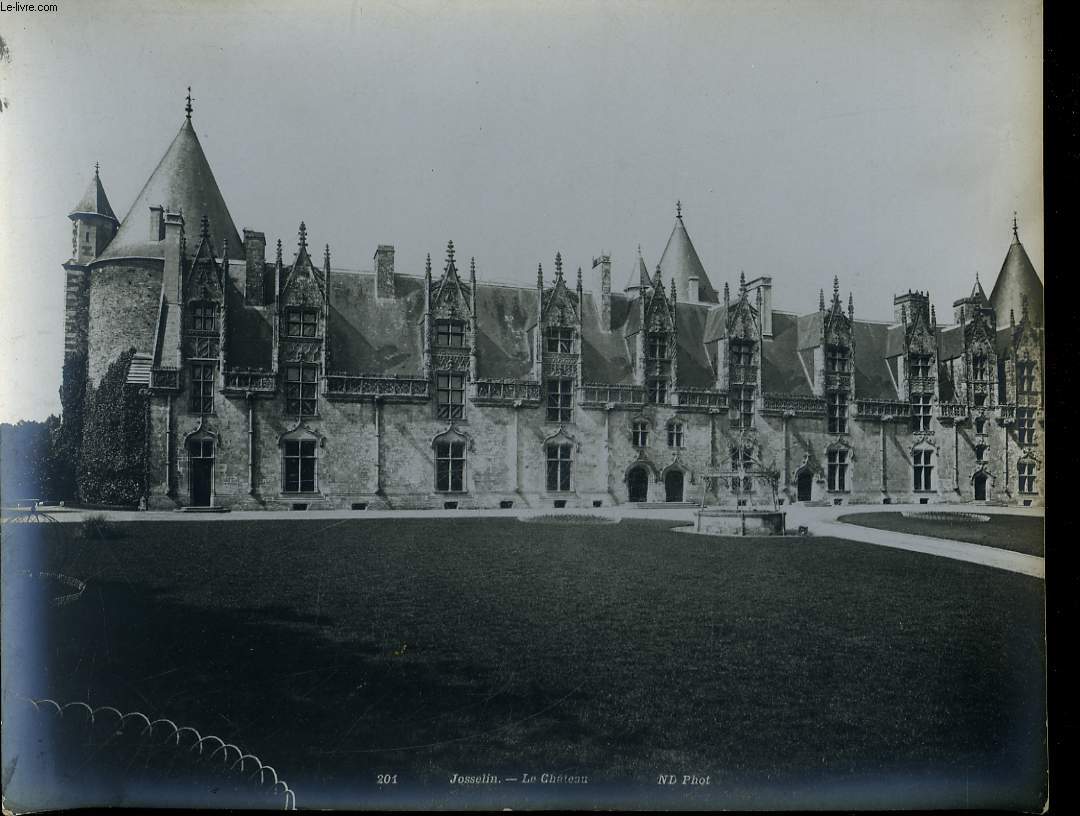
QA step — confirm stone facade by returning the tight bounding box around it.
[62,113,1046,511]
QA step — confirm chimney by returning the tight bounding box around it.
[162,210,185,303]
[243,230,267,305]
[687,275,700,304]
[894,290,929,326]
[745,276,773,337]
[149,205,165,241]
[594,254,612,330]
[374,244,395,300]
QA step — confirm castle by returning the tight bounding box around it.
[62,102,1045,511]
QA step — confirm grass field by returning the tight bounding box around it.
[3,517,1046,809]
[839,512,1044,557]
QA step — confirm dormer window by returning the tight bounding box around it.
[286,308,319,338]
[646,334,668,360]
[972,355,988,380]
[545,326,574,354]
[190,302,218,333]
[1017,361,1037,394]
[435,319,466,348]
[826,345,850,373]
[730,340,754,383]
[909,354,932,381]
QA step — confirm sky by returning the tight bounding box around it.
[0,0,1042,422]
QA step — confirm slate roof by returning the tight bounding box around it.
[989,235,1043,327]
[98,118,242,263]
[623,252,653,292]
[70,168,118,223]
[657,213,719,303]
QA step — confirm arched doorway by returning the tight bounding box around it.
[973,471,988,501]
[664,469,684,502]
[189,438,214,507]
[796,470,813,502]
[627,466,649,502]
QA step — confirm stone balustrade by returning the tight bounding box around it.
[325,373,430,402]
[761,393,826,417]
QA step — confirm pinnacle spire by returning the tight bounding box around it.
[555,251,563,279]
[470,256,476,282]
[185,86,193,120]
[199,213,210,242]
[819,288,825,311]
[446,239,455,267]
[94,161,100,177]
[739,270,746,294]
[298,221,307,251]
[425,253,432,278]
[676,200,682,219]
[577,265,583,289]
[848,291,854,317]
[1012,211,1019,241]
[537,262,543,288]
[275,238,282,264]
[833,275,840,302]
[324,243,331,267]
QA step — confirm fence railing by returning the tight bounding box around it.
[325,374,430,402]
[855,399,911,419]
[150,368,181,391]
[579,383,647,407]
[222,369,276,394]
[472,379,542,404]
[761,393,826,417]
[674,387,727,410]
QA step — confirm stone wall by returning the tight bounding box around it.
[87,262,163,384]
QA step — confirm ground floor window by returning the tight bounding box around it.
[913,448,933,491]
[546,378,573,423]
[436,372,466,419]
[285,364,319,417]
[667,420,684,448]
[546,443,572,492]
[190,362,215,414]
[283,439,317,493]
[1018,460,1036,494]
[827,448,848,491]
[435,440,466,492]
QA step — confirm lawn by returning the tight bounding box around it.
[2,517,1046,810]
[838,512,1044,557]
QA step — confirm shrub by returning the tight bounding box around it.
[79,512,122,541]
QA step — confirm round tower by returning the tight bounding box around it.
[84,96,241,384]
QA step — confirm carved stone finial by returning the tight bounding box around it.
[1012,211,1019,241]
[199,213,210,242]
[931,304,936,326]
[446,239,455,266]
[577,265,583,289]
[676,200,682,219]
[94,161,100,177]
[470,256,476,281]
[1021,293,1029,322]
[298,221,308,250]
[819,288,825,311]
[1010,308,1015,327]
[739,270,746,294]
[275,238,283,264]
[555,251,563,278]
[324,243,331,267]
[848,291,854,317]
[901,305,907,325]
[425,253,432,277]
[833,275,840,301]
[670,276,677,301]
[537,262,544,288]
[185,86,193,120]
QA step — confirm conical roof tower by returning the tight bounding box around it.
[69,163,118,224]
[989,215,1043,326]
[657,202,718,303]
[96,99,241,264]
